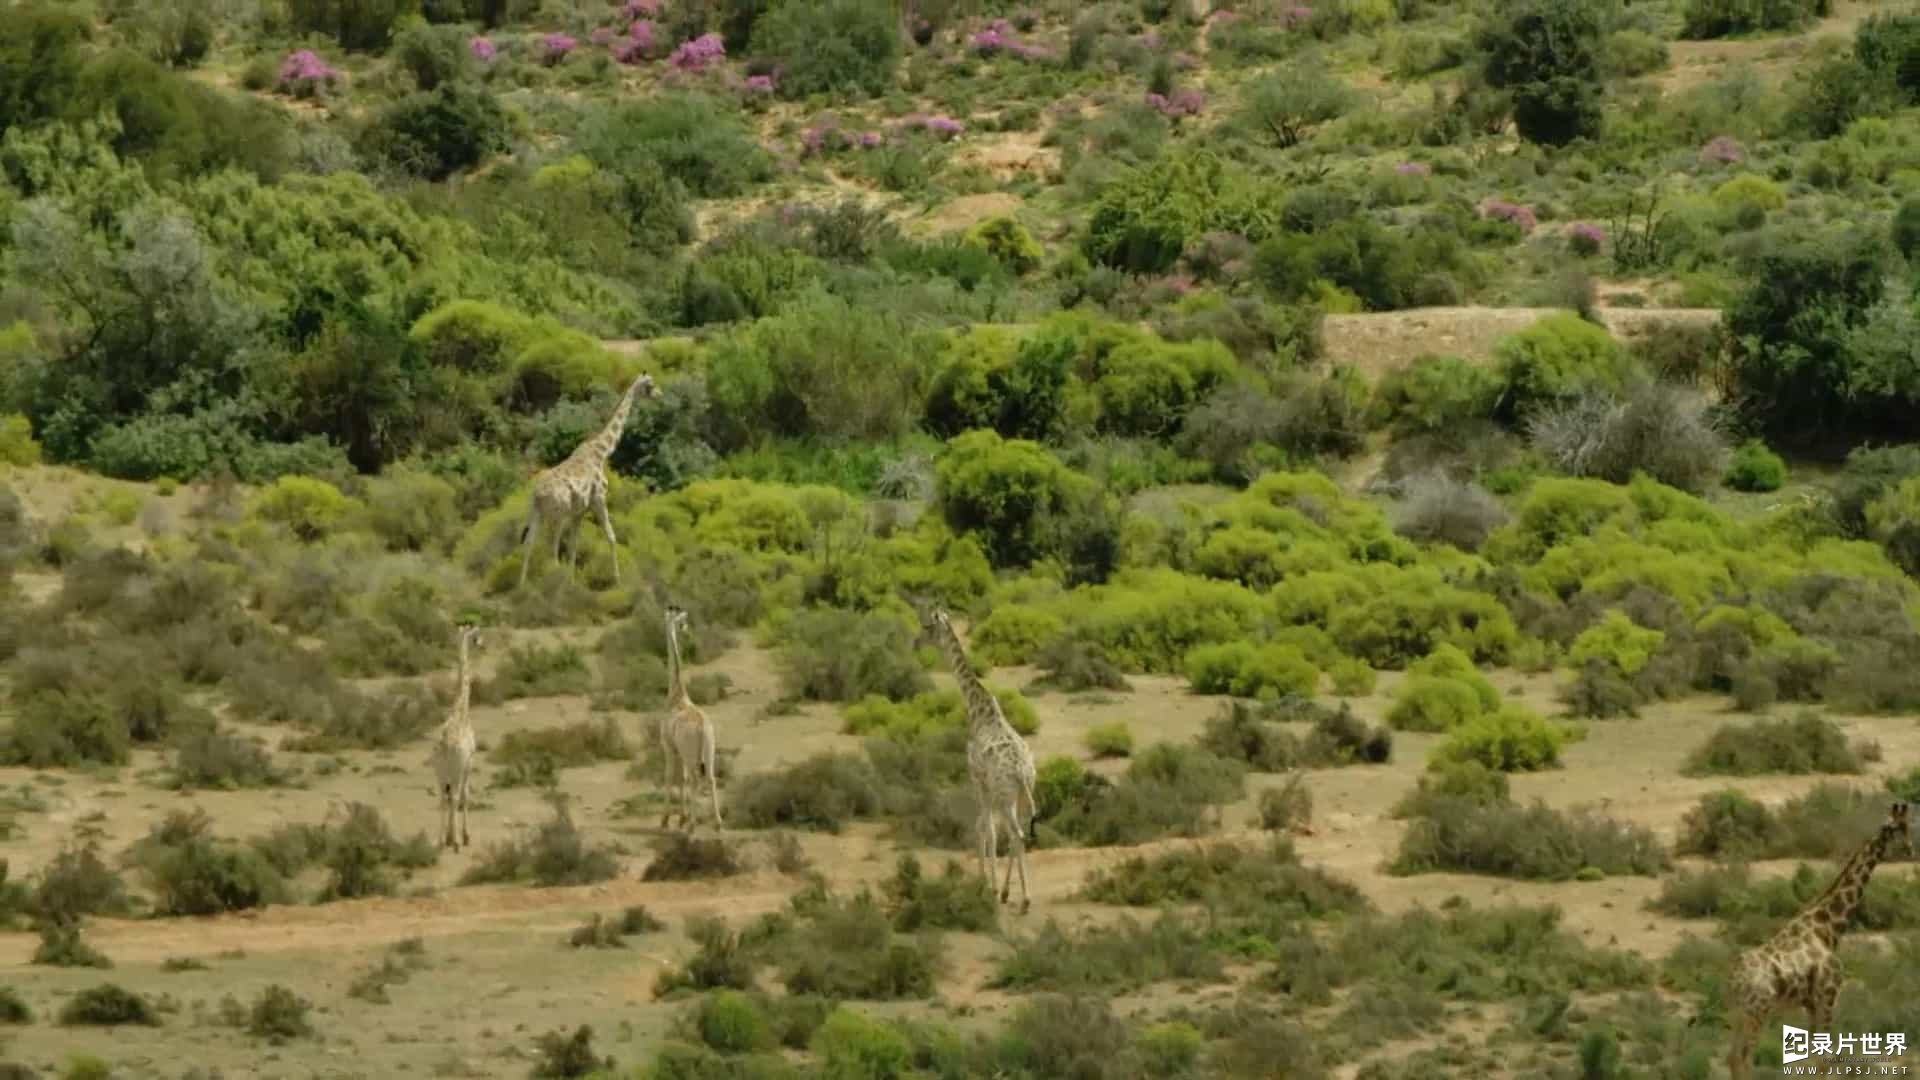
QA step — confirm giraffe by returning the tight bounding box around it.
[1725,801,1913,1080]
[918,602,1038,913]
[517,372,661,589]
[658,604,722,831]
[428,623,485,851]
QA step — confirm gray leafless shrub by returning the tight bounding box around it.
[1391,472,1510,551]
[1528,379,1727,493]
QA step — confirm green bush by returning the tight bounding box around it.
[964,216,1044,275]
[774,608,929,703]
[811,1009,914,1078]
[1567,610,1665,678]
[934,430,1100,569]
[576,92,774,199]
[0,414,41,466]
[695,990,774,1054]
[1393,794,1669,880]
[1183,641,1319,699]
[1725,439,1788,492]
[1681,0,1822,39]
[1476,0,1607,145]
[1682,712,1865,777]
[1371,355,1501,435]
[1082,149,1280,273]
[58,984,158,1027]
[750,0,899,99]
[882,854,997,933]
[247,984,314,1043]
[361,82,511,181]
[1084,721,1134,758]
[392,22,472,91]
[1430,705,1571,772]
[1492,311,1627,421]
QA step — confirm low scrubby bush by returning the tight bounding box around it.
[58,984,158,1027]
[460,802,619,886]
[643,833,745,882]
[1682,712,1865,777]
[1393,794,1669,880]
[1429,705,1572,773]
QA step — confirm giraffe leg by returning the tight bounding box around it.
[1727,1010,1760,1080]
[592,492,621,585]
[440,784,455,850]
[1810,964,1841,1035]
[457,772,471,849]
[705,741,723,830]
[518,512,541,588]
[1004,799,1032,914]
[974,804,992,889]
[998,810,1017,902]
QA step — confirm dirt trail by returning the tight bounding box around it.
[1320,305,1720,381]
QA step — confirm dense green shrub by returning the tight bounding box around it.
[1476,0,1607,145]
[1430,705,1572,772]
[1082,149,1280,273]
[288,0,413,49]
[1682,0,1824,40]
[1493,312,1628,422]
[576,92,774,199]
[1726,439,1787,492]
[360,82,511,181]
[1184,641,1318,699]
[774,608,929,703]
[750,0,898,99]
[1682,712,1865,776]
[1393,792,1669,879]
[58,984,158,1027]
[934,430,1103,569]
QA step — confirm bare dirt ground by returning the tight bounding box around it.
[5,592,1917,1078]
[1320,305,1722,381]
[1656,1,1879,94]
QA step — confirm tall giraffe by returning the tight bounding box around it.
[919,603,1038,913]
[428,623,485,851]
[517,372,661,588]
[659,604,721,831]
[1725,801,1913,1080]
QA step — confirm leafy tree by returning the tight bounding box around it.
[573,93,773,199]
[1475,0,1606,146]
[288,0,418,51]
[360,82,510,182]
[1855,12,1920,104]
[1724,227,1892,451]
[0,6,91,134]
[1238,63,1356,149]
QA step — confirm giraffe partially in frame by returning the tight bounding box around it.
[659,604,722,831]
[1724,800,1913,1080]
[915,600,1037,913]
[517,372,661,588]
[428,623,485,851]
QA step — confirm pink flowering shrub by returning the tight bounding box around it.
[969,16,1050,61]
[669,31,724,71]
[613,19,654,63]
[800,117,887,156]
[1480,198,1538,233]
[1567,222,1604,255]
[745,74,774,93]
[623,0,658,15]
[542,32,577,65]
[1145,89,1204,118]
[1700,135,1743,166]
[899,113,965,139]
[277,50,340,99]
[1394,160,1431,176]
[469,36,497,62]
[1280,5,1312,27]
[590,26,615,46]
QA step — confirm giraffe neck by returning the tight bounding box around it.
[573,375,646,467]
[934,618,1000,736]
[666,622,690,707]
[1800,828,1895,947]
[454,633,474,729]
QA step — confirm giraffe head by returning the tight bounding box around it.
[632,373,661,400]
[457,622,485,651]
[664,603,691,640]
[1883,801,1914,860]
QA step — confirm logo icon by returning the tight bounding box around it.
[1785,1024,1811,1064]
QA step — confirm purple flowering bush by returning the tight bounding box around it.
[469,36,497,62]
[969,16,1051,61]
[1146,89,1204,119]
[1480,198,1538,233]
[1567,222,1605,256]
[1394,160,1431,176]
[668,32,724,71]
[613,20,655,64]
[541,32,577,65]
[1699,135,1743,166]
[277,50,341,99]
[801,117,887,157]
[898,113,966,140]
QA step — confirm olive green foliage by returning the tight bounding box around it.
[1476,0,1607,146]
[749,0,899,100]
[1429,704,1573,773]
[1725,439,1787,492]
[1083,149,1281,273]
[1493,312,1628,421]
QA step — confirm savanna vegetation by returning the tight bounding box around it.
[3,0,1920,1077]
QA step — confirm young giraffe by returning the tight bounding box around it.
[659,604,722,831]
[1725,801,1913,1080]
[517,372,661,588]
[428,623,485,851]
[920,604,1038,913]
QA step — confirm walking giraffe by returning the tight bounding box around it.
[517,372,660,588]
[1725,801,1912,1079]
[659,604,722,831]
[916,601,1037,913]
[429,623,484,851]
